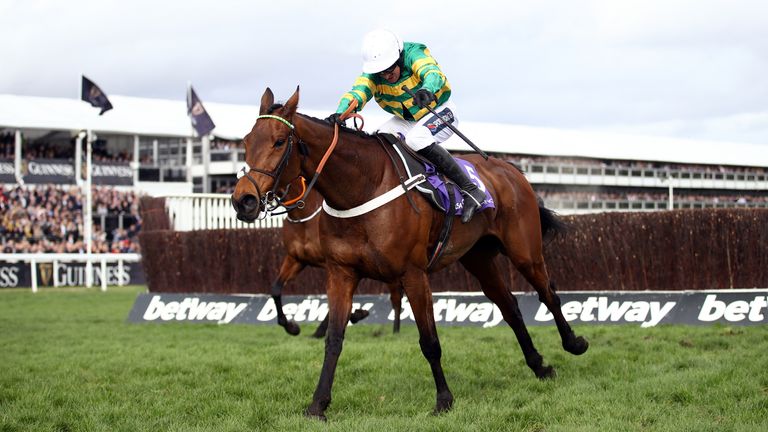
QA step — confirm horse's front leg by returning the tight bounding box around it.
[305,267,358,421]
[271,255,305,336]
[401,270,454,414]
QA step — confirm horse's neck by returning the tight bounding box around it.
[296,115,386,211]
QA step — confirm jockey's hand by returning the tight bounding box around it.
[413,89,437,108]
[325,113,345,126]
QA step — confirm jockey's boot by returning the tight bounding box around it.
[417,143,486,223]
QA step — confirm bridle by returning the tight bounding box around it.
[235,114,307,217]
[235,102,362,219]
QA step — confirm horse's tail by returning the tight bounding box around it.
[537,196,567,243]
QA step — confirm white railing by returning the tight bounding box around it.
[522,162,768,190]
[163,193,285,231]
[0,253,141,293]
[544,199,768,215]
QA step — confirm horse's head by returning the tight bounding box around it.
[231,86,302,222]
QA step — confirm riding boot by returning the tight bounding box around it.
[417,143,487,223]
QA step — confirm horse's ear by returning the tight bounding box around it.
[283,85,300,118]
[259,88,274,115]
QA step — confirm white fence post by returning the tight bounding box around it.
[118,258,125,287]
[53,260,59,288]
[31,258,37,293]
[100,258,108,292]
[162,193,285,231]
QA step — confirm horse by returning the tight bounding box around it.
[270,187,404,337]
[231,87,589,420]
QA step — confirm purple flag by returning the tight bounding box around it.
[81,76,113,115]
[186,85,216,136]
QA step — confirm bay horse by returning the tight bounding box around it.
[232,87,589,420]
[271,187,404,337]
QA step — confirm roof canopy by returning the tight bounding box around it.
[1,93,766,168]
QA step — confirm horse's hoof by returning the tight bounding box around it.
[304,408,327,422]
[350,309,370,324]
[311,329,326,339]
[535,365,557,380]
[284,320,301,336]
[432,393,454,415]
[564,336,589,355]
[305,400,330,421]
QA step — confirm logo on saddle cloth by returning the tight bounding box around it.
[424,159,495,215]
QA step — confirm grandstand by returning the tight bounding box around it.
[2,92,768,236]
[2,92,765,288]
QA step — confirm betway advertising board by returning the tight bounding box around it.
[128,290,768,327]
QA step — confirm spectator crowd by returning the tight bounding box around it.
[1,132,15,159]
[1,185,142,254]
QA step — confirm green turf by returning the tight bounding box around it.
[1,286,766,431]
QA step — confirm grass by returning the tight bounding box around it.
[0,286,767,431]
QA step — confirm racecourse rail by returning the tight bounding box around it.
[0,253,141,293]
[162,193,766,229]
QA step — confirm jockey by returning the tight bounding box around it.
[326,29,486,223]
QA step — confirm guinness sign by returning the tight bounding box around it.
[38,263,54,286]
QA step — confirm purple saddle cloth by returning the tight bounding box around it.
[423,158,495,215]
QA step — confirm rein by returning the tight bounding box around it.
[300,102,363,204]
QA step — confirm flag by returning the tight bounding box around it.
[81,75,113,115]
[186,85,216,137]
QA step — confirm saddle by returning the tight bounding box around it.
[378,133,495,215]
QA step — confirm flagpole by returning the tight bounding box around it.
[186,82,195,187]
[75,131,84,186]
[85,130,94,288]
[186,83,214,192]
[14,130,23,185]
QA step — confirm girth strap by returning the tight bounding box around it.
[427,180,456,270]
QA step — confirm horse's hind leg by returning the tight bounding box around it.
[401,270,453,414]
[312,301,373,339]
[272,255,305,336]
[460,250,556,379]
[388,282,403,334]
[514,257,588,355]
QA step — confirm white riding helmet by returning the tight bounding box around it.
[361,29,403,74]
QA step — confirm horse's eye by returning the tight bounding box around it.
[275,138,285,148]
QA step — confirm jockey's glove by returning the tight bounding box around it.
[413,89,437,108]
[325,113,345,126]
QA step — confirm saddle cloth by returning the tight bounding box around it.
[380,133,495,215]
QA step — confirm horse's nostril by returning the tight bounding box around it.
[241,194,258,211]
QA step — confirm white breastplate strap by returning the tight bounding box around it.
[285,205,323,224]
[322,174,426,218]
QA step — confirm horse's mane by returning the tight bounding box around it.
[507,160,525,174]
[268,103,377,140]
